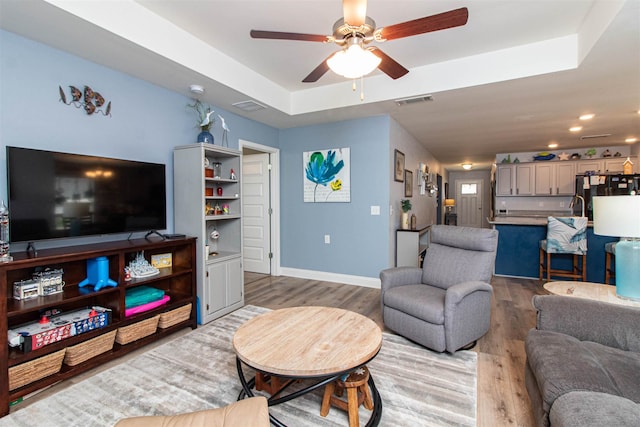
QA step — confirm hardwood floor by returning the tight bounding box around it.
[244,271,547,427]
[10,272,545,426]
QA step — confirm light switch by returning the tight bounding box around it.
[371,205,380,215]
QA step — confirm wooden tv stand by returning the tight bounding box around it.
[0,237,197,416]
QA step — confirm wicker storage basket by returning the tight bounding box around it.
[63,330,117,366]
[158,304,192,329]
[9,349,66,391]
[115,315,159,345]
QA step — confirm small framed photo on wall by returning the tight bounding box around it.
[394,149,405,182]
[404,170,413,197]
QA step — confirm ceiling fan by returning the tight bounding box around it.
[250,0,468,83]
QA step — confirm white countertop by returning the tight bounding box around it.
[488,216,593,227]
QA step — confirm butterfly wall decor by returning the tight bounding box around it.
[59,85,111,116]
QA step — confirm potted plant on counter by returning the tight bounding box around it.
[401,199,412,230]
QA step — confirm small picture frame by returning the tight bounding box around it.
[404,170,413,197]
[394,149,405,182]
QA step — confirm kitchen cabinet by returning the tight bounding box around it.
[604,156,637,173]
[575,160,603,174]
[534,162,575,195]
[496,164,534,196]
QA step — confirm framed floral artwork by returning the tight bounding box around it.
[404,170,413,197]
[303,148,350,202]
[394,149,405,182]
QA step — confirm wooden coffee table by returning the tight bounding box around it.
[544,281,640,308]
[233,306,383,426]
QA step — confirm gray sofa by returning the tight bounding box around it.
[380,225,498,353]
[525,295,640,427]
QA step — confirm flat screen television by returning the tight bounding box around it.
[6,146,167,243]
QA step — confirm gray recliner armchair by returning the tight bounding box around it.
[380,225,498,353]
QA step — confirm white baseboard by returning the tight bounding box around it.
[494,273,539,280]
[279,267,381,289]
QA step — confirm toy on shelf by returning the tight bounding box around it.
[8,306,112,352]
[127,251,160,279]
[79,257,117,291]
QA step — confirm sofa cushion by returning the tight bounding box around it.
[383,284,446,324]
[526,329,640,416]
[549,391,640,427]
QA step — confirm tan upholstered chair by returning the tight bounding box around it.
[114,396,269,427]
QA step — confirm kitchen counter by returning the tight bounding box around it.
[489,216,594,227]
[491,221,614,281]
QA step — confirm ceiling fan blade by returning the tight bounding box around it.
[250,30,328,42]
[302,56,333,82]
[379,7,468,41]
[343,0,367,27]
[370,47,409,80]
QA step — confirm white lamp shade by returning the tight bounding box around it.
[327,44,381,79]
[593,196,640,238]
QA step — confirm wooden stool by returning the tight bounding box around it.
[604,242,617,285]
[255,372,292,399]
[320,366,373,427]
[539,245,586,281]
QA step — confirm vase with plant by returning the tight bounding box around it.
[401,199,412,229]
[188,99,215,144]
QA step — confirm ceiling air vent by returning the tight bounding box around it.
[232,100,267,112]
[394,94,434,106]
[580,134,612,140]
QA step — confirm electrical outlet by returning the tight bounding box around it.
[324,234,330,244]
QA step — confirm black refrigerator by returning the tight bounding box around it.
[575,174,640,220]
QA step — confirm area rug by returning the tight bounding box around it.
[0,305,476,426]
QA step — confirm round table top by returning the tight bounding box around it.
[543,281,640,307]
[233,306,382,377]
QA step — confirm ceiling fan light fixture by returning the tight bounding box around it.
[327,41,381,79]
[462,163,473,170]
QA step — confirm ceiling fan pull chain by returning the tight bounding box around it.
[352,79,357,92]
[360,75,365,101]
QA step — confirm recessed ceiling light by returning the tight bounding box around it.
[579,114,595,120]
[569,126,582,132]
[548,143,558,148]
[626,137,637,143]
[462,163,472,170]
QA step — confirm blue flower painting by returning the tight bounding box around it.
[303,148,350,202]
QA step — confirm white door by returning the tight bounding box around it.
[456,179,483,228]
[242,153,271,273]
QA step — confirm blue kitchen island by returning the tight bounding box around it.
[490,217,617,283]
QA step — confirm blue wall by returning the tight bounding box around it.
[0,29,278,249]
[0,29,392,279]
[279,117,390,277]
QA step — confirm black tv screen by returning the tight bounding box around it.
[7,147,167,242]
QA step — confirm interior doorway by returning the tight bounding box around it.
[240,140,280,276]
[455,179,484,228]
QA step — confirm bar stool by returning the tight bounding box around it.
[539,216,588,281]
[604,241,617,284]
[320,366,373,427]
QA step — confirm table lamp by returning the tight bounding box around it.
[593,196,640,300]
[444,199,455,212]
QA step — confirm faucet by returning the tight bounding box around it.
[570,195,585,217]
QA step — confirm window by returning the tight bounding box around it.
[460,183,478,195]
